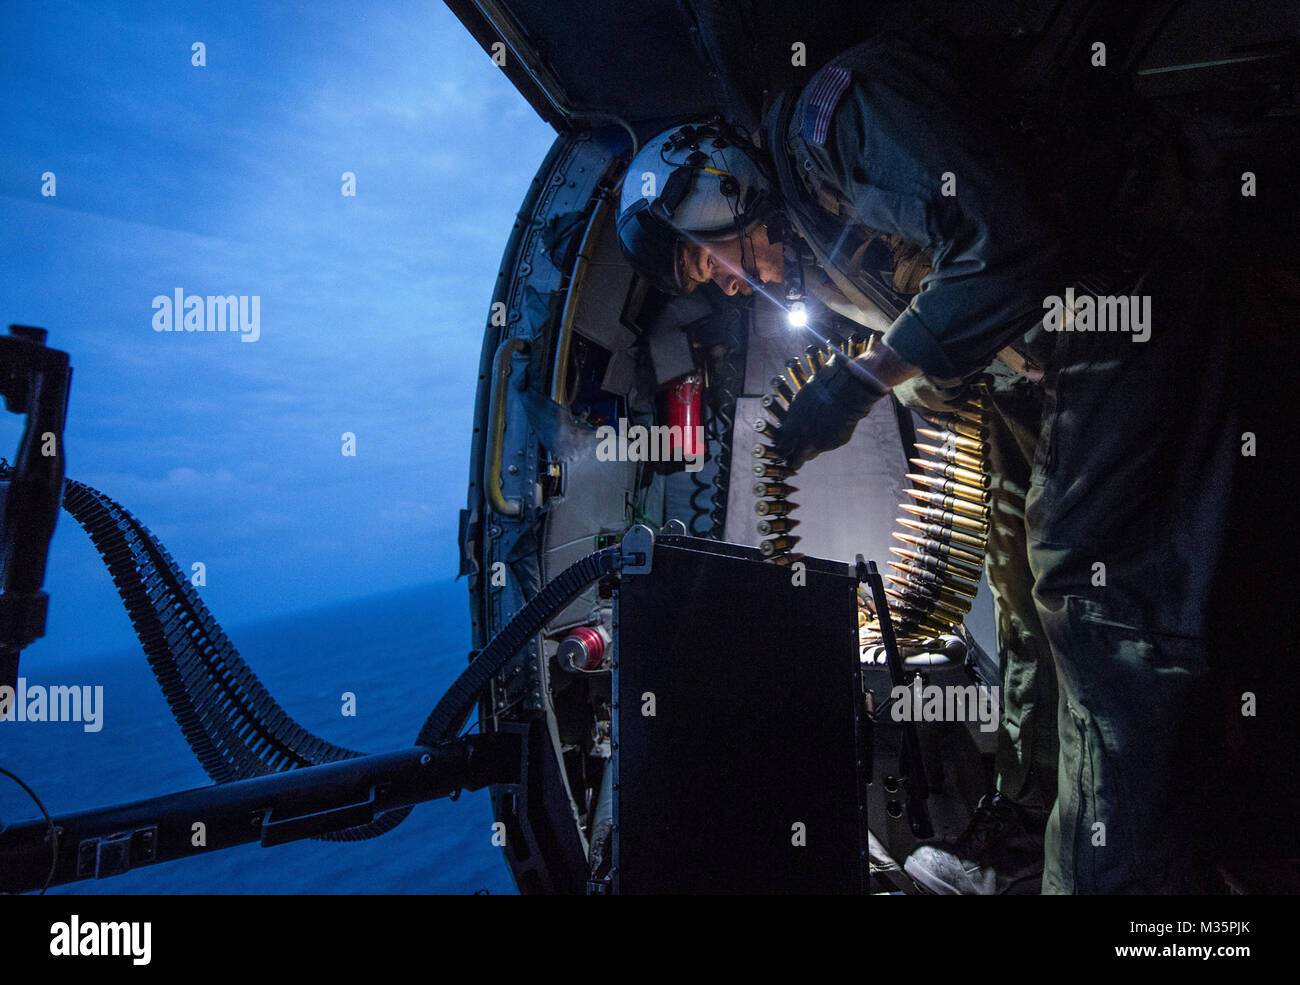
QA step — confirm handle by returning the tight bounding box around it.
[260,788,379,847]
[485,337,529,517]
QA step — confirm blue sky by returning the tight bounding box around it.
[0,1,557,663]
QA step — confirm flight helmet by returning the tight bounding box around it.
[617,119,774,294]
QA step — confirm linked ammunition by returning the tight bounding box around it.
[909,457,990,490]
[887,599,946,628]
[890,546,983,582]
[888,560,943,589]
[754,462,795,478]
[753,417,776,435]
[894,595,977,623]
[754,442,783,461]
[753,481,797,498]
[900,503,989,536]
[915,441,984,471]
[931,578,977,601]
[893,531,984,568]
[883,593,934,620]
[903,598,960,625]
[755,498,796,516]
[771,376,794,403]
[916,550,983,585]
[760,535,800,556]
[786,358,807,388]
[887,605,966,635]
[897,517,987,552]
[891,604,960,634]
[905,473,989,504]
[904,488,991,520]
[886,587,968,622]
[889,562,979,601]
[884,576,948,612]
[886,574,976,608]
[848,334,867,357]
[921,406,985,427]
[892,615,948,638]
[760,393,788,417]
[757,516,799,536]
[916,427,986,456]
[890,558,979,593]
[941,419,985,442]
[894,556,982,595]
[805,344,826,372]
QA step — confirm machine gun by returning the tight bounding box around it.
[0,325,70,693]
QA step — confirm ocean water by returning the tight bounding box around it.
[0,581,517,895]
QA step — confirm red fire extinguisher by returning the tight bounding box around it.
[661,372,702,459]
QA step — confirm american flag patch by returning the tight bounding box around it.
[801,64,852,146]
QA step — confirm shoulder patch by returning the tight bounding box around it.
[801,64,852,147]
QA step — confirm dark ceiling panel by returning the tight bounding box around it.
[442,1,1102,135]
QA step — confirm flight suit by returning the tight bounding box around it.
[775,33,1239,891]
[982,360,1059,820]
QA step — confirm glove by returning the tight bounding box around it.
[892,373,974,414]
[770,354,887,470]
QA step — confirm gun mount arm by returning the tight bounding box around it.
[0,732,522,894]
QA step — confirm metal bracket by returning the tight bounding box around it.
[78,825,158,879]
[618,524,654,575]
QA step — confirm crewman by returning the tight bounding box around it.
[615,27,1292,892]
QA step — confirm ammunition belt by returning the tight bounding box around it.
[752,343,991,645]
[47,473,409,840]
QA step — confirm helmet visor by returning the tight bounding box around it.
[617,202,684,295]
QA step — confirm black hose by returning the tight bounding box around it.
[416,547,622,746]
[687,404,717,536]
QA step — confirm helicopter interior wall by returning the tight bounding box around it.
[540,210,743,627]
[539,206,640,633]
